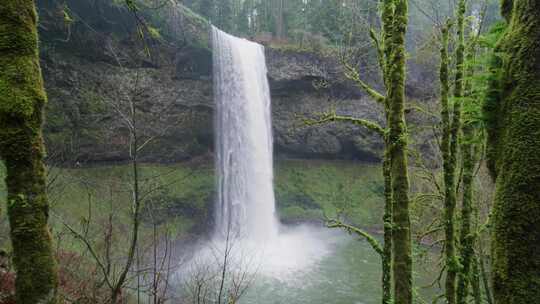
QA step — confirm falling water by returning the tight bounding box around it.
[177,27,336,287]
[212,26,279,241]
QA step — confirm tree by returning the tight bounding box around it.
[0,1,59,303]
[214,0,234,32]
[57,68,190,303]
[274,0,285,39]
[441,2,467,303]
[456,5,488,300]
[432,3,499,303]
[198,0,215,21]
[484,0,540,302]
[386,1,413,303]
[304,1,413,303]
[181,220,255,304]
[439,20,458,304]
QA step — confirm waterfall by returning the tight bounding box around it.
[212,26,279,242]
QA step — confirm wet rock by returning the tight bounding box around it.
[38,1,436,164]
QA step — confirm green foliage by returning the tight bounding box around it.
[457,22,506,176]
[183,0,375,45]
[472,22,507,173]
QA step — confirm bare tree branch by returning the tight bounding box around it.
[304,110,386,136]
[326,218,384,256]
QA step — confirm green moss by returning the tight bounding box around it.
[456,25,481,304]
[485,1,540,302]
[0,1,59,303]
[143,1,211,50]
[0,47,46,119]
[0,0,47,119]
[444,1,467,302]
[386,0,412,303]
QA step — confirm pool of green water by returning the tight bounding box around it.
[240,231,437,304]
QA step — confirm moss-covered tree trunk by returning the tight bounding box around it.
[456,40,478,304]
[381,2,395,303]
[0,1,59,303]
[455,97,476,304]
[439,20,456,304]
[484,0,540,303]
[387,1,412,303]
[470,255,482,304]
[444,2,467,303]
[382,149,393,304]
[326,1,410,302]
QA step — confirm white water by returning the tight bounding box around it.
[213,26,278,241]
[178,29,409,301]
[178,27,334,282]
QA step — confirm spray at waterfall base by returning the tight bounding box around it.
[177,28,338,281]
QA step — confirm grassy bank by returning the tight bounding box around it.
[0,160,384,249]
[275,160,383,226]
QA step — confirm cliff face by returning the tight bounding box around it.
[37,1,390,164]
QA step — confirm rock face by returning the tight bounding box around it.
[37,1,389,164]
[267,48,386,161]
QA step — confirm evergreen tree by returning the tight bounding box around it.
[216,0,234,32]
[199,0,215,21]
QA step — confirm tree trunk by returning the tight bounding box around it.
[382,151,393,304]
[274,0,284,39]
[111,92,142,304]
[479,247,493,304]
[484,1,540,303]
[445,1,467,302]
[455,125,475,304]
[439,21,456,304]
[0,1,59,303]
[388,1,412,303]
[470,255,482,304]
[456,38,478,304]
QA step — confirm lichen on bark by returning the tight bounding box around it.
[0,1,59,303]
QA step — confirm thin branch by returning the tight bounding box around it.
[53,213,114,290]
[343,62,386,104]
[369,28,387,86]
[304,111,385,136]
[326,218,384,256]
